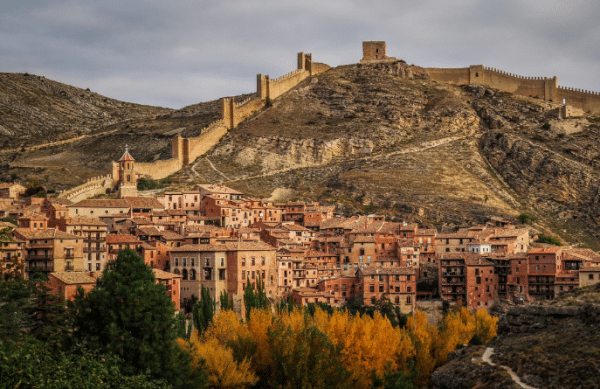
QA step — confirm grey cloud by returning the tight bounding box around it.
[1,0,599,108]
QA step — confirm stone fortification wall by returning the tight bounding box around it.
[135,157,182,180]
[58,174,112,202]
[556,86,600,114]
[426,65,600,114]
[425,67,470,85]
[185,121,229,164]
[268,69,310,100]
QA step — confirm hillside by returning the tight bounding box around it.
[3,62,600,248]
[430,285,600,389]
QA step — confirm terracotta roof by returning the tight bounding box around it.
[224,242,276,251]
[71,199,130,208]
[152,268,182,279]
[415,229,437,236]
[50,271,97,285]
[15,228,80,240]
[106,234,141,244]
[170,244,228,252]
[360,267,415,275]
[279,223,312,232]
[119,149,135,162]
[125,197,165,209]
[160,231,185,241]
[137,227,162,236]
[529,247,562,254]
[65,217,108,227]
[580,266,600,272]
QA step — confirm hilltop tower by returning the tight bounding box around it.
[360,41,398,64]
[117,146,137,198]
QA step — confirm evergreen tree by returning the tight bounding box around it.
[192,285,214,336]
[71,248,206,388]
[219,290,234,311]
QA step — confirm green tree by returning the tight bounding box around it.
[219,290,234,311]
[536,234,563,246]
[71,248,206,388]
[192,285,214,336]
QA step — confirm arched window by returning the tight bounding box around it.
[190,269,196,280]
[173,268,180,275]
[182,269,188,280]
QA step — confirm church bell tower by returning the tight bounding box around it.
[118,145,137,198]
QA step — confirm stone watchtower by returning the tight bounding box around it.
[117,146,137,199]
[360,41,398,64]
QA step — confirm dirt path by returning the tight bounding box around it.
[0,128,120,155]
[481,347,538,389]
[204,157,231,181]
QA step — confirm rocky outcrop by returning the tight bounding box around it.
[498,304,600,334]
[480,131,600,228]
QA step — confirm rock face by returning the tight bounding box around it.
[497,304,600,334]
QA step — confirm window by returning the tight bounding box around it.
[378,275,384,282]
[205,257,210,266]
[221,257,224,266]
[395,286,400,292]
[379,285,384,292]
[445,248,450,252]
[261,257,265,265]
[369,284,374,293]
[406,296,411,304]
[191,258,195,266]
[219,269,226,281]
[251,257,255,266]
[360,248,365,255]
[476,277,481,284]
[407,285,411,293]
[590,274,594,280]
[183,258,187,266]
[175,257,179,266]
[242,270,246,279]
[242,257,245,266]
[252,271,255,279]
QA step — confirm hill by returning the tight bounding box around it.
[3,61,600,249]
[430,285,600,388]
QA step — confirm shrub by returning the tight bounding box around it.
[518,213,536,224]
[542,122,551,130]
[536,234,562,246]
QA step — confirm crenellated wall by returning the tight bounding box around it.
[59,50,330,201]
[58,174,113,202]
[425,65,600,114]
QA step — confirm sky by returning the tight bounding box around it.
[1,0,599,109]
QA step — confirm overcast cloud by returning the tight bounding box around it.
[1,0,599,109]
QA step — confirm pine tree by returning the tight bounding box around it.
[71,248,206,388]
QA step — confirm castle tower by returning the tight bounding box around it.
[360,41,397,64]
[117,145,137,198]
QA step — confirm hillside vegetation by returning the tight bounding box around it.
[3,62,600,248]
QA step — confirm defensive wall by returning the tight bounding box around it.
[63,51,330,199]
[136,51,329,180]
[425,65,600,115]
[58,174,113,203]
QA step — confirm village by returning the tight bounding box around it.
[2,146,600,317]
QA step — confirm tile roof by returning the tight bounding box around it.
[152,268,182,279]
[529,247,562,254]
[106,234,141,244]
[50,271,97,285]
[71,199,130,208]
[15,228,80,240]
[125,197,165,209]
[170,244,228,252]
[65,217,108,226]
[360,266,415,275]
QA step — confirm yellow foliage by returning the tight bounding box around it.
[474,308,498,343]
[246,308,274,374]
[203,309,248,346]
[279,306,308,333]
[407,310,438,387]
[178,336,258,388]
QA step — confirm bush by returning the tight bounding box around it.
[542,122,551,130]
[518,213,536,224]
[536,234,562,246]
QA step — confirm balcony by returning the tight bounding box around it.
[85,246,106,253]
[28,262,54,272]
[64,252,75,259]
[64,263,74,271]
[84,237,105,243]
[27,254,52,260]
